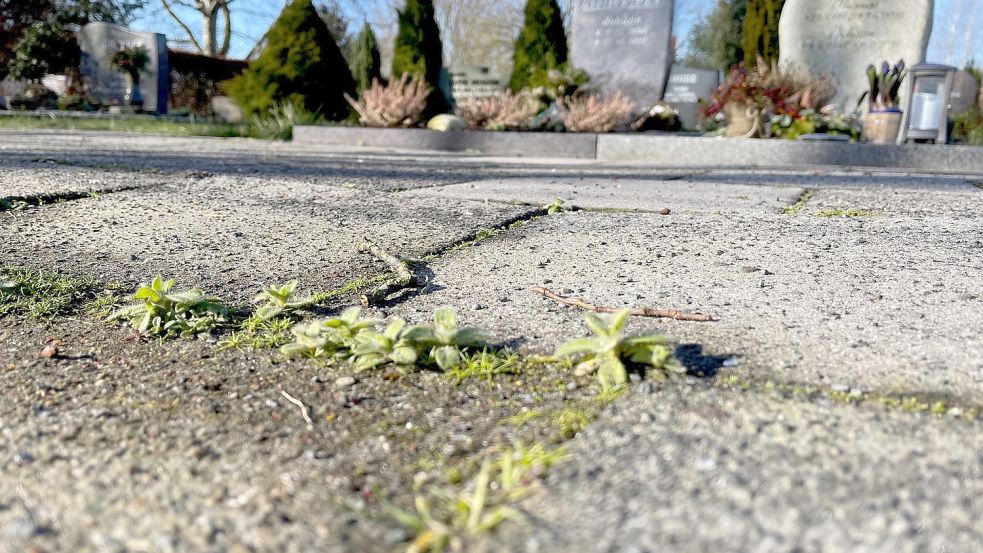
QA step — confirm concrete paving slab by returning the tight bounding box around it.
[494,385,983,553]
[404,178,805,213]
[696,169,982,191]
[0,164,164,201]
[806,186,983,218]
[388,203,983,400]
[0,174,532,302]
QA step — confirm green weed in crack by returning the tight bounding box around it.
[0,267,99,320]
[254,279,317,320]
[444,349,522,384]
[386,442,567,553]
[545,198,570,214]
[108,276,228,338]
[556,309,684,392]
[280,307,490,373]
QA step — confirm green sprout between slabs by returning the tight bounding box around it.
[108,276,229,337]
[556,309,684,392]
[387,442,567,553]
[280,306,489,373]
[0,267,99,320]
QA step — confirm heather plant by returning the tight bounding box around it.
[455,91,543,130]
[705,58,836,120]
[560,92,635,133]
[345,74,430,127]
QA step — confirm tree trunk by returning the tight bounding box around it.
[202,6,218,56]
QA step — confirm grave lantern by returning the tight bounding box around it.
[897,64,957,144]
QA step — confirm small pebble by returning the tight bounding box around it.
[831,384,850,393]
[722,357,740,368]
[39,344,58,359]
[3,518,38,539]
[658,207,671,215]
[694,457,718,472]
[334,376,356,388]
[638,381,655,395]
[13,451,35,465]
[384,527,409,545]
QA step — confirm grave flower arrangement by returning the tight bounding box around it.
[859,60,906,112]
[858,60,907,144]
[110,46,149,78]
[704,58,836,139]
[109,46,150,107]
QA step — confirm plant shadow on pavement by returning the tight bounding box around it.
[674,343,732,378]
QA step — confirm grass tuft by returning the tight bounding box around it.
[0,267,99,320]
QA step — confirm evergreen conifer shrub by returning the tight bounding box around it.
[509,0,568,92]
[392,0,446,114]
[227,0,354,120]
[349,21,382,94]
[742,0,784,65]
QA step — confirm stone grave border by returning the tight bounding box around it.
[293,125,983,174]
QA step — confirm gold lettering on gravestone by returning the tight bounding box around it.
[592,15,650,47]
[580,0,665,10]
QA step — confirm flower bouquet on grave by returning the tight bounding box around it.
[110,46,150,109]
[858,60,907,144]
[703,66,771,138]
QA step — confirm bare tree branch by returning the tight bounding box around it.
[161,0,204,52]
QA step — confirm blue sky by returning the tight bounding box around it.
[135,0,982,68]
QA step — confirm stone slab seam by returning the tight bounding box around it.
[0,186,141,211]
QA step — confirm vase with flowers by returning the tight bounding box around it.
[859,60,907,144]
[110,46,150,110]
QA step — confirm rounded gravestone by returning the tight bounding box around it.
[779,0,934,111]
[948,70,980,115]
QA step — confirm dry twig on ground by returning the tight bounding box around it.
[357,239,418,306]
[530,287,716,322]
[280,390,313,429]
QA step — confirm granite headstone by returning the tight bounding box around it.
[78,22,169,114]
[439,66,508,109]
[663,65,719,129]
[779,0,934,110]
[948,70,980,115]
[571,0,675,109]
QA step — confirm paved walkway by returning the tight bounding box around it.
[1,130,982,552]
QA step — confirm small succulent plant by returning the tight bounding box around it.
[556,310,682,391]
[280,307,381,359]
[350,318,420,371]
[279,307,489,372]
[254,280,315,320]
[405,308,489,371]
[109,276,228,337]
